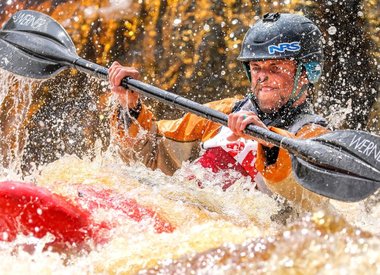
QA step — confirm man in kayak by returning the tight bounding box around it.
[108,13,329,210]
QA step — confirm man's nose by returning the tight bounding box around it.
[252,70,269,83]
[257,75,269,83]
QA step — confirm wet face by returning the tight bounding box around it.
[249,60,308,113]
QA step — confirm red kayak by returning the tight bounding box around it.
[76,185,175,234]
[0,181,174,250]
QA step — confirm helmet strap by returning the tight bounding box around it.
[283,62,308,109]
[243,62,251,82]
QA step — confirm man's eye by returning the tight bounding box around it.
[251,66,260,73]
[270,66,281,73]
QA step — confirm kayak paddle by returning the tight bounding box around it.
[0,10,379,202]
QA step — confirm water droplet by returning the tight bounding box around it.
[328,26,337,35]
[2,232,8,241]
[173,18,181,26]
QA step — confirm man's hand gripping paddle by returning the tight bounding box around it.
[0,10,379,202]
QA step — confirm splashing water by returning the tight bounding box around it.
[0,69,41,177]
[0,72,379,274]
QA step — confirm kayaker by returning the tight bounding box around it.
[108,13,329,210]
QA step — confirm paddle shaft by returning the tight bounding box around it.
[73,57,294,150]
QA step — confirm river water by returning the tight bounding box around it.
[0,77,379,274]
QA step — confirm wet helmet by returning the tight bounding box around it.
[238,13,324,84]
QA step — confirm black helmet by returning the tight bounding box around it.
[238,13,324,83]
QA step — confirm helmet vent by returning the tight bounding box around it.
[263,13,280,22]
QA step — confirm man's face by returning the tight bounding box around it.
[249,59,307,113]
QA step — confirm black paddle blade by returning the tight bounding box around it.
[0,37,64,79]
[2,10,76,52]
[0,10,76,78]
[292,130,380,202]
[292,157,379,202]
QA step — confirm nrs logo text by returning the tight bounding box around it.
[268,42,301,54]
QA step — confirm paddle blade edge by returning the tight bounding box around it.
[292,155,380,202]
